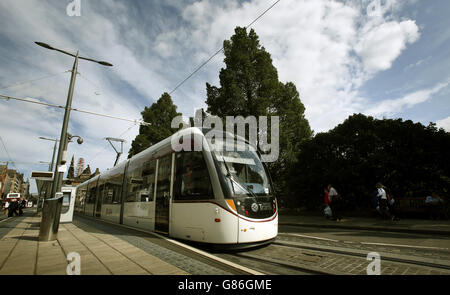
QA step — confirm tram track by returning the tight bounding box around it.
[219,252,336,275]
[73,214,450,274]
[272,239,450,272]
[215,237,450,275]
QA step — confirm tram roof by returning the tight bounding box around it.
[76,127,254,189]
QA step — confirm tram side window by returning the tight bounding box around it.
[98,184,105,203]
[88,185,98,204]
[125,159,156,202]
[103,185,113,204]
[81,189,87,207]
[140,160,156,202]
[173,152,213,200]
[76,188,86,206]
[103,174,124,205]
[125,165,143,202]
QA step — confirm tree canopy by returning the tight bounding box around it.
[205,27,312,197]
[128,92,181,158]
[289,113,450,210]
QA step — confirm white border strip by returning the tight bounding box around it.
[279,232,339,242]
[361,242,449,250]
[280,232,449,251]
[0,217,12,223]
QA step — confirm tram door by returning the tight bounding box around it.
[155,154,172,233]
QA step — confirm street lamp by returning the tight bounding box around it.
[68,133,83,145]
[36,41,112,198]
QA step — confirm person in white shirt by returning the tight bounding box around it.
[376,183,396,221]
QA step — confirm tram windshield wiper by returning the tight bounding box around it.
[221,158,258,199]
[221,157,236,195]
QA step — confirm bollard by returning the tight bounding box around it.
[39,194,63,241]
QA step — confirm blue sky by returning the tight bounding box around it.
[0,0,449,194]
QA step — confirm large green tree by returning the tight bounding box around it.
[128,92,181,158]
[290,113,450,211]
[205,27,312,198]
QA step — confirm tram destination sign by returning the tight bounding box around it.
[30,171,54,181]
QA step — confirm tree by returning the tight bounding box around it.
[290,113,450,211]
[205,27,312,198]
[128,92,181,158]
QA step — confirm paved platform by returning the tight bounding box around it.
[279,213,450,236]
[0,213,189,275]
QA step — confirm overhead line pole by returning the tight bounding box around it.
[35,42,112,199]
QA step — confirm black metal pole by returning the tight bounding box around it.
[50,52,78,198]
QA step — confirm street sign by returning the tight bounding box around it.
[31,171,54,180]
[58,165,67,173]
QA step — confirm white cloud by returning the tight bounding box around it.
[436,116,450,132]
[0,0,427,193]
[162,0,421,132]
[355,20,420,73]
[366,81,450,116]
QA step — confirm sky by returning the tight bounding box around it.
[0,0,449,194]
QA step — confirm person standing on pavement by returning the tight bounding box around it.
[425,192,444,220]
[328,184,342,221]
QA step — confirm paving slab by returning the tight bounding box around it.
[0,214,189,275]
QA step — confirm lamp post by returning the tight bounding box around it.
[35,42,112,198]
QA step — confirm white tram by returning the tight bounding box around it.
[75,127,278,247]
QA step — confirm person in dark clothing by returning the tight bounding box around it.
[18,199,26,216]
[7,199,19,217]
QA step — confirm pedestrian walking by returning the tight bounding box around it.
[4,201,9,216]
[7,199,19,217]
[18,198,26,216]
[323,186,332,219]
[328,184,342,221]
[384,186,400,221]
[375,183,398,221]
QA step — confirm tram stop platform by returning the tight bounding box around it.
[0,210,189,275]
[279,211,450,236]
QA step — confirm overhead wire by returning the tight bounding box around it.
[78,72,104,94]
[0,71,69,90]
[81,122,138,170]
[0,94,150,126]
[0,136,17,170]
[0,1,281,173]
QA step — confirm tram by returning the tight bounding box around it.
[75,127,278,247]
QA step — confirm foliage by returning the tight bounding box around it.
[128,92,181,158]
[289,114,450,210]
